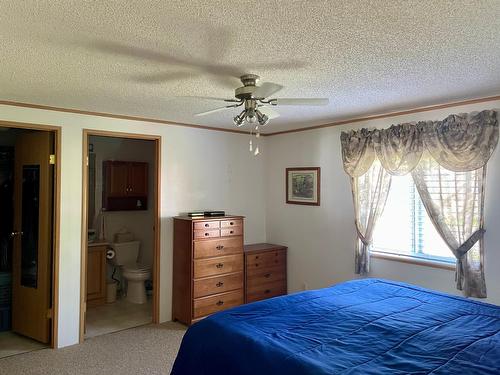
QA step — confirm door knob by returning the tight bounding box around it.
[10,231,23,238]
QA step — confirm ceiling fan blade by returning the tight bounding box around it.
[177,96,240,102]
[194,106,237,117]
[258,106,280,120]
[272,98,329,106]
[253,82,284,99]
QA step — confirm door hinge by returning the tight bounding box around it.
[47,308,53,319]
[49,154,56,165]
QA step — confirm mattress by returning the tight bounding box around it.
[171,278,500,374]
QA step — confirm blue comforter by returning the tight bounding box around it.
[171,278,500,374]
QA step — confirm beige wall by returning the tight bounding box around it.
[0,104,268,347]
[265,100,500,306]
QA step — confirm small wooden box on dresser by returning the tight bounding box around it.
[244,243,287,303]
[173,215,245,325]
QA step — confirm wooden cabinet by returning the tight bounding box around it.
[244,243,287,303]
[86,243,107,307]
[102,161,148,211]
[173,216,244,325]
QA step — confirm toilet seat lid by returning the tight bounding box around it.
[123,263,151,273]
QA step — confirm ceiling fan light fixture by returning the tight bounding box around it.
[245,108,257,123]
[233,110,246,127]
[256,110,270,126]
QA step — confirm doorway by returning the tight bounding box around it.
[0,122,60,358]
[80,130,160,342]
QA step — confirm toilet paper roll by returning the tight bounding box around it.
[106,248,116,260]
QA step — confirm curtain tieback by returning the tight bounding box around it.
[456,228,486,259]
[355,225,371,247]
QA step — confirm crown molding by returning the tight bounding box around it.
[0,100,249,135]
[264,95,500,136]
[1,95,499,137]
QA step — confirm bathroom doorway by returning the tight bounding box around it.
[0,121,61,357]
[80,130,160,342]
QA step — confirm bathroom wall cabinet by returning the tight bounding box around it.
[86,242,107,307]
[102,161,148,211]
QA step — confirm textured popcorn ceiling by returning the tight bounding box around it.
[1,1,499,133]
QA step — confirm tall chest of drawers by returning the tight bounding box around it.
[173,215,245,325]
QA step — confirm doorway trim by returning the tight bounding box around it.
[80,129,161,343]
[0,119,61,349]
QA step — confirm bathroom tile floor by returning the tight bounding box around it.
[85,296,152,339]
[0,331,47,359]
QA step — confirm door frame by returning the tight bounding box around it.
[79,129,161,343]
[0,119,61,349]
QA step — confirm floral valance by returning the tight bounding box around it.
[341,110,498,177]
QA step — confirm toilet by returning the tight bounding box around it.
[110,240,151,304]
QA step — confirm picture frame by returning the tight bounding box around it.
[286,167,320,206]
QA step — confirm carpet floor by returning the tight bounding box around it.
[0,322,186,375]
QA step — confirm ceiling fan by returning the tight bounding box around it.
[193,74,329,129]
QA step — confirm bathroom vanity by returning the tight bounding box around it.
[86,242,108,307]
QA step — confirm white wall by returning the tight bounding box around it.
[90,136,156,268]
[265,100,500,306]
[0,104,267,347]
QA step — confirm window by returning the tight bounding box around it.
[372,174,455,264]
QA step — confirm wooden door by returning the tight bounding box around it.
[12,131,54,344]
[105,161,128,197]
[128,162,148,196]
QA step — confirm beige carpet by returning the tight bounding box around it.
[0,322,186,375]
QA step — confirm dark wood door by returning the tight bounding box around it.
[128,162,148,196]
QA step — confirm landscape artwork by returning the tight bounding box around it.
[286,167,320,205]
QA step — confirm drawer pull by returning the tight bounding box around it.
[216,282,224,287]
[264,289,271,294]
[229,222,234,225]
[216,245,224,250]
[264,273,271,278]
[255,263,259,267]
[205,223,209,227]
[204,232,209,236]
[216,300,224,306]
[216,263,224,269]
[229,230,234,234]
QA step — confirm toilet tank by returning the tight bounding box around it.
[111,240,141,266]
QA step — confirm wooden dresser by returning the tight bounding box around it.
[173,215,245,325]
[244,243,287,303]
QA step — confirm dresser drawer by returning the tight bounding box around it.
[194,229,220,239]
[246,280,286,303]
[220,219,242,228]
[220,226,243,237]
[194,254,243,278]
[193,272,243,298]
[194,221,220,230]
[246,250,286,269]
[194,237,243,259]
[246,266,285,287]
[193,290,244,318]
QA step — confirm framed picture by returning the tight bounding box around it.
[286,167,320,206]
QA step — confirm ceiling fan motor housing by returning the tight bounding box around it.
[235,74,263,100]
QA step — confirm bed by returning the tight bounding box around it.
[171,278,500,374]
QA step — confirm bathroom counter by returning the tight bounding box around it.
[88,241,109,248]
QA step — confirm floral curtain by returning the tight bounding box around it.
[341,110,498,297]
[351,161,391,274]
